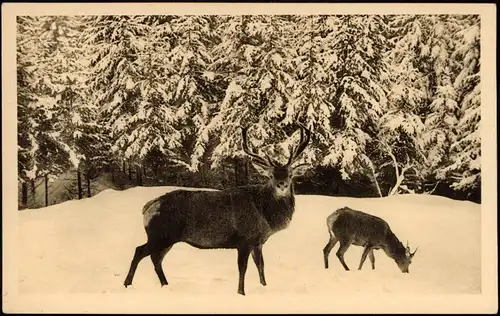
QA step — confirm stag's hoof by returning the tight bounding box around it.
[124,282,131,288]
[237,290,246,296]
[260,280,267,286]
[160,282,168,287]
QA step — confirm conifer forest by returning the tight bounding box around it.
[17,15,481,208]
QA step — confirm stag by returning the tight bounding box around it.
[323,207,418,273]
[123,123,311,295]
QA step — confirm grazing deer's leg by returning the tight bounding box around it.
[336,240,352,271]
[251,245,266,286]
[358,245,372,270]
[237,246,251,295]
[369,249,375,270]
[124,243,152,287]
[323,235,338,269]
[150,245,173,286]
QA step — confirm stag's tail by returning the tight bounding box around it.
[142,197,161,228]
[142,198,159,214]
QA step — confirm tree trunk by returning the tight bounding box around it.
[77,170,83,199]
[44,175,49,207]
[388,167,411,196]
[368,167,383,197]
[122,161,126,173]
[222,163,227,188]
[175,167,181,186]
[86,173,91,197]
[163,165,167,184]
[200,164,205,186]
[389,177,403,196]
[234,159,239,187]
[31,179,36,204]
[244,158,249,185]
[136,165,143,186]
[424,181,440,195]
[111,166,115,183]
[21,182,28,206]
[128,163,133,181]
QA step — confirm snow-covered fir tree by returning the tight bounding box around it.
[166,15,221,170]
[16,14,482,206]
[318,15,390,180]
[442,15,481,191]
[17,16,80,183]
[193,15,299,170]
[82,16,183,169]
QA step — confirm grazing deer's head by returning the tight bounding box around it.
[242,122,311,198]
[396,241,418,273]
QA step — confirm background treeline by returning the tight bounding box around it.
[17,15,481,209]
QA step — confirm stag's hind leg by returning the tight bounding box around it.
[124,243,153,287]
[251,245,266,286]
[336,240,352,271]
[150,245,173,286]
[237,246,251,296]
[323,234,338,269]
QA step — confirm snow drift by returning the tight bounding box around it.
[16,186,481,311]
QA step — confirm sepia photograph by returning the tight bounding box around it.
[2,2,497,314]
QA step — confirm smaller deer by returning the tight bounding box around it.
[323,207,418,273]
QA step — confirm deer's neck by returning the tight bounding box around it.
[261,184,295,232]
[383,231,406,260]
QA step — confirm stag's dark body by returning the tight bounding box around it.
[144,185,294,250]
[124,122,311,295]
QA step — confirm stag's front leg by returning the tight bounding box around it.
[368,249,375,270]
[358,245,372,270]
[237,246,251,295]
[251,245,266,286]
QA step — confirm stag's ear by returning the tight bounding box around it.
[251,161,273,178]
[291,163,310,178]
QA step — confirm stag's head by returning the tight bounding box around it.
[241,122,311,198]
[395,241,418,273]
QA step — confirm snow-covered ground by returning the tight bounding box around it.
[14,186,482,312]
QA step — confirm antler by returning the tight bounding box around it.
[405,241,418,257]
[286,121,311,166]
[264,152,278,167]
[241,126,272,167]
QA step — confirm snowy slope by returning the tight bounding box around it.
[17,186,481,311]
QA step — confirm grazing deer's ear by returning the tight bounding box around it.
[291,163,310,178]
[251,161,273,178]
